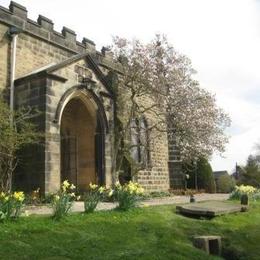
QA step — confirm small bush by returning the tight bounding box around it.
[0,191,25,221]
[229,185,257,200]
[142,191,171,199]
[51,180,76,220]
[114,181,144,211]
[84,183,105,213]
[252,190,260,201]
[217,175,236,193]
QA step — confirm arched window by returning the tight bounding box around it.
[130,116,150,167]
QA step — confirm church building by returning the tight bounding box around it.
[0,1,183,194]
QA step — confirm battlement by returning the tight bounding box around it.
[0,1,99,54]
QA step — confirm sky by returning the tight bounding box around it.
[1,0,260,173]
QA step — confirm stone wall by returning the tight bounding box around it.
[116,78,170,192]
[0,23,10,90]
[0,1,172,193]
[168,133,184,189]
[13,77,47,192]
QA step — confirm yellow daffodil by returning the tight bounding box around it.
[54,195,60,201]
[235,185,256,194]
[13,191,25,202]
[89,182,98,190]
[62,180,70,191]
[108,189,114,197]
[98,186,105,193]
[115,181,121,187]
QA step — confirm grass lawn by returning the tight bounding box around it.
[0,202,259,260]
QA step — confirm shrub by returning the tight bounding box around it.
[217,175,236,193]
[252,190,260,201]
[114,181,144,211]
[229,185,257,200]
[84,183,105,213]
[0,191,25,221]
[147,191,171,198]
[0,98,40,192]
[51,180,76,220]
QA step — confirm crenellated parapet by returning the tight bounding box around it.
[0,1,96,52]
[0,0,119,69]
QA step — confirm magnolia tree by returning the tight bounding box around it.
[110,35,230,176]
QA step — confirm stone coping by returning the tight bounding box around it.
[0,1,122,73]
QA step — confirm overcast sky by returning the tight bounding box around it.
[1,0,260,173]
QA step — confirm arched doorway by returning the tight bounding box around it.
[60,96,105,192]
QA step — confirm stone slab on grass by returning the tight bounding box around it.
[176,201,242,217]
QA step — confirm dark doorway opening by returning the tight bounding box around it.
[60,97,105,191]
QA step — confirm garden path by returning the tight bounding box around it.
[24,193,229,216]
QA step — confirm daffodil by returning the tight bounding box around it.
[62,180,70,191]
[108,189,114,197]
[98,186,105,193]
[235,185,256,194]
[54,195,60,201]
[115,181,121,187]
[89,182,98,190]
[13,191,25,202]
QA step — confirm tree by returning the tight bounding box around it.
[110,35,230,179]
[238,155,260,187]
[0,98,40,192]
[184,157,216,192]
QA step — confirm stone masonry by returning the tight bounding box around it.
[0,1,181,194]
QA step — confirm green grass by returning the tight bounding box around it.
[0,202,260,260]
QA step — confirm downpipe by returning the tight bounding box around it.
[6,26,22,191]
[8,26,22,124]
